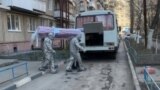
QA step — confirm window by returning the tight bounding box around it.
[76,14,114,30]
[48,0,53,10]
[95,15,114,30]
[28,18,37,31]
[49,20,53,27]
[80,2,85,12]
[80,2,83,7]
[7,14,21,31]
[76,16,94,28]
[40,18,44,26]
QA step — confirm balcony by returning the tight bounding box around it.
[1,0,46,13]
[0,5,10,10]
[54,10,75,22]
[0,0,9,10]
[80,6,85,12]
[1,0,33,10]
[70,14,75,22]
[54,10,64,18]
[33,0,46,12]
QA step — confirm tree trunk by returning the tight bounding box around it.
[147,0,160,49]
[150,0,160,29]
[147,29,154,49]
[130,0,134,33]
[143,0,147,48]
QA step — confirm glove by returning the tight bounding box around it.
[52,50,56,54]
[83,48,86,52]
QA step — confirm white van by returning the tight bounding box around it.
[76,10,119,58]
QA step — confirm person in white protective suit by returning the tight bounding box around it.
[39,32,57,74]
[66,33,86,72]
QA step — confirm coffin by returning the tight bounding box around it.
[37,26,82,38]
[31,26,83,47]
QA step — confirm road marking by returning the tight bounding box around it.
[15,77,31,87]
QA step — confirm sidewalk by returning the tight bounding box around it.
[0,59,42,89]
[135,66,160,82]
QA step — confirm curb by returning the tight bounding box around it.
[123,41,141,90]
[2,60,64,90]
[2,72,45,90]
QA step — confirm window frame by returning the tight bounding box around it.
[49,20,53,27]
[7,14,21,32]
[40,18,45,26]
[28,17,37,32]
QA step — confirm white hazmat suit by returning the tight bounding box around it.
[66,34,86,72]
[39,33,57,74]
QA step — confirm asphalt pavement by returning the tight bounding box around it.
[15,41,135,90]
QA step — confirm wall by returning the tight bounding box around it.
[0,10,4,43]
[45,0,54,16]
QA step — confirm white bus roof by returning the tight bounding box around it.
[78,10,114,16]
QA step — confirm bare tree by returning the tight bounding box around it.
[150,0,160,29]
[130,0,134,33]
[146,0,160,49]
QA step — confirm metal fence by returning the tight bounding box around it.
[125,39,138,63]
[0,62,28,83]
[124,39,160,64]
[144,67,160,90]
[124,39,160,90]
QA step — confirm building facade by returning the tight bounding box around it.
[54,0,76,28]
[74,0,89,13]
[0,0,78,54]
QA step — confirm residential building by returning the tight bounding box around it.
[88,0,116,10]
[52,0,77,50]
[0,0,55,54]
[74,0,89,13]
[54,0,76,28]
[104,0,116,10]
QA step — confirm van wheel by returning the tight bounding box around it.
[80,52,87,60]
[111,52,116,59]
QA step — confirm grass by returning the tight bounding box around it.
[0,49,70,61]
[128,39,153,54]
[126,38,160,65]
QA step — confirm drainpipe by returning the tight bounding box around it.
[60,0,63,28]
